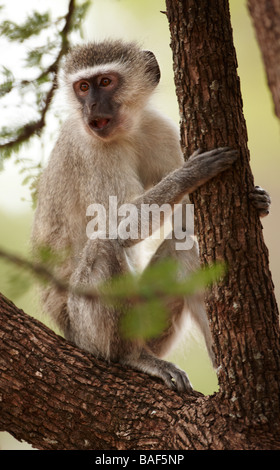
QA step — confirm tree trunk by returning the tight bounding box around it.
[247,0,280,120]
[0,0,280,451]
[165,0,280,433]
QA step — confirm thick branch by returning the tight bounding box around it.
[0,293,191,450]
[1,293,279,450]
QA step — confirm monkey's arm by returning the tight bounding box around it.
[118,147,238,246]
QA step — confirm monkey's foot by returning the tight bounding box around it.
[154,360,192,393]
[122,352,192,393]
[249,185,271,217]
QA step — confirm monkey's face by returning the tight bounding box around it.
[62,41,161,141]
[73,73,122,140]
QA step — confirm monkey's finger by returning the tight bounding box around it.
[250,199,271,209]
[186,149,238,177]
[171,370,192,393]
[195,146,233,159]
[189,148,204,160]
[180,370,193,392]
[209,149,238,166]
[162,364,192,393]
[252,185,266,194]
[258,210,270,217]
[189,146,232,161]
[187,147,238,167]
[207,147,238,161]
[249,191,271,204]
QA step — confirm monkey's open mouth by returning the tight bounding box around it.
[90,118,111,131]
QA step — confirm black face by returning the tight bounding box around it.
[73,73,121,139]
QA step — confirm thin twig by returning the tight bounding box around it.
[0,246,100,302]
[0,0,75,151]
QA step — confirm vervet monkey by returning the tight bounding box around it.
[32,40,270,392]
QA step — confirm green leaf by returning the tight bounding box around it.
[102,258,226,341]
[3,264,33,300]
[25,42,57,68]
[0,66,14,97]
[21,174,34,186]
[70,1,91,32]
[100,270,140,303]
[138,258,179,298]
[33,245,71,269]
[0,12,51,42]
[120,299,169,341]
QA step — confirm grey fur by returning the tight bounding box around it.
[32,40,239,392]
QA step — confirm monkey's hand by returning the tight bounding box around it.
[180,147,238,193]
[249,186,271,218]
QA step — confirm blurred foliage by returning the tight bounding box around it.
[1,241,225,343]
[0,210,37,316]
[0,66,14,97]
[0,12,51,42]
[101,259,225,341]
[0,0,90,166]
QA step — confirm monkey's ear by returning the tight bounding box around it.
[142,50,161,84]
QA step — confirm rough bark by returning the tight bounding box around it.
[0,292,279,450]
[165,0,280,438]
[0,293,197,450]
[247,0,280,119]
[0,0,280,451]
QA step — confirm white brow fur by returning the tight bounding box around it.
[59,62,127,88]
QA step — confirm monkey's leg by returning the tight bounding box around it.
[39,258,73,337]
[67,238,192,392]
[144,236,216,367]
[66,238,130,359]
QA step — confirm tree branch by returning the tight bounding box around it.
[0,292,203,450]
[1,292,279,450]
[0,246,99,302]
[0,0,76,152]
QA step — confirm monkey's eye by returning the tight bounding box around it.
[99,77,112,87]
[79,82,90,92]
